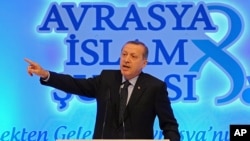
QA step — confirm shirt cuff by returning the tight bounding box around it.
[41,71,50,82]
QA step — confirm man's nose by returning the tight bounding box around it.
[125,56,130,62]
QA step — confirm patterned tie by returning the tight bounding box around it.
[119,80,130,124]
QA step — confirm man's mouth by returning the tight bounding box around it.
[123,65,130,69]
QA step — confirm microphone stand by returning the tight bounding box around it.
[101,88,110,139]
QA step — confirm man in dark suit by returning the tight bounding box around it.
[25,41,180,141]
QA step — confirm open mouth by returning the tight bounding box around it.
[123,65,130,69]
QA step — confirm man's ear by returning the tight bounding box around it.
[143,60,148,67]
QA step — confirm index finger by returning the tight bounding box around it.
[24,58,35,65]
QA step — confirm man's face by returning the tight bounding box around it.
[120,43,147,80]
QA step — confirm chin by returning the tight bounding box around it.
[122,72,131,78]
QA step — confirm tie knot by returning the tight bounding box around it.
[123,80,130,89]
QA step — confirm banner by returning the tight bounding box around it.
[0,0,249,141]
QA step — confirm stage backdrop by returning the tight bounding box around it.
[0,0,249,140]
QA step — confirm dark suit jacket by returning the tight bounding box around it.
[41,70,180,141]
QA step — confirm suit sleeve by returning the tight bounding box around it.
[155,82,180,141]
[40,71,100,98]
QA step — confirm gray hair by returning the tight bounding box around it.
[123,40,148,59]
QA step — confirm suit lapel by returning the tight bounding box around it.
[111,71,122,101]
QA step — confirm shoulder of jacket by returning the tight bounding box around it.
[99,69,121,80]
[141,72,165,84]
[101,69,120,75]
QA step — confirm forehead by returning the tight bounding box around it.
[122,43,145,53]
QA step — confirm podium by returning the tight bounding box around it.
[56,139,170,141]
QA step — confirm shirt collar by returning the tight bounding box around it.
[122,76,138,86]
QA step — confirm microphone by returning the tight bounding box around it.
[121,84,126,139]
[101,88,110,139]
[122,121,126,139]
[120,81,129,139]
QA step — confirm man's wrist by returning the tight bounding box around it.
[41,71,50,82]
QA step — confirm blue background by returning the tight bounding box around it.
[1,0,249,141]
